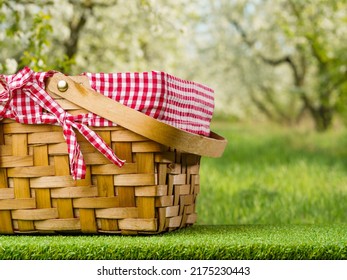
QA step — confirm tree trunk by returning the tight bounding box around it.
[63,9,89,61]
[312,105,334,131]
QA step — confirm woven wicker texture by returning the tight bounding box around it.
[0,96,200,234]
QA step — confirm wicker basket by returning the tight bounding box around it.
[0,74,226,234]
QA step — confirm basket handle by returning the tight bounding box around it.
[46,73,227,157]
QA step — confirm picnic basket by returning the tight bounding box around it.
[0,69,227,234]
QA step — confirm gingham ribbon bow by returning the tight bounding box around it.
[0,67,125,179]
[0,78,12,103]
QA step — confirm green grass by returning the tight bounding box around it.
[197,122,347,224]
[0,225,346,260]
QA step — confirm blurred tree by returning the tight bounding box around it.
[1,0,346,131]
[0,0,75,73]
[0,0,198,74]
[203,0,347,131]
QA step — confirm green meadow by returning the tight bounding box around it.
[197,122,347,225]
[0,225,346,260]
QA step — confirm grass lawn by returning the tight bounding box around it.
[0,225,346,260]
[198,122,347,224]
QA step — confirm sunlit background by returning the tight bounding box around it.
[1,0,346,224]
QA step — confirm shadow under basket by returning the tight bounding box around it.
[0,73,227,234]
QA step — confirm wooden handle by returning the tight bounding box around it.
[46,73,227,157]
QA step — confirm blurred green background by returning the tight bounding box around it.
[1,0,346,224]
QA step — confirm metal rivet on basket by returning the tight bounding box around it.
[57,80,68,92]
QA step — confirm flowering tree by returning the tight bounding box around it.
[0,0,197,74]
[202,0,347,130]
[1,0,346,130]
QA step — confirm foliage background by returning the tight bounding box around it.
[1,0,346,130]
[1,0,346,225]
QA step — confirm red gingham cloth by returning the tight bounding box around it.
[0,67,214,179]
[83,71,214,136]
[0,67,125,179]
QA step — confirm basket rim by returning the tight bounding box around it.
[46,74,228,158]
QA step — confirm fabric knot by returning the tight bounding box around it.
[0,77,11,103]
[0,67,37,121]
[0,67,34,103]
[57,111,69,126]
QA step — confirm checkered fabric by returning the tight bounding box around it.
[83,71,214,136]
[0,67,125,179]
[0,67,214,179]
